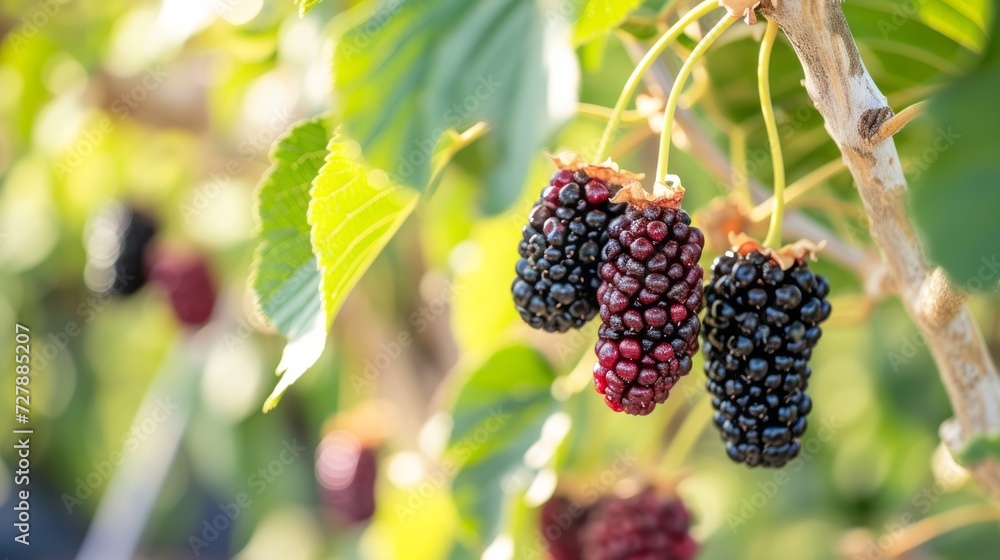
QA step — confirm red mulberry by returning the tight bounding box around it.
[703,237,831,467]
[581,488,698,560]
[593,181,704,415]
[149,252,217,327]
[540,495,589,560]
[513,153,642,332]
[316,430,378,525]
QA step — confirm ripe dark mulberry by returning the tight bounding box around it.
[580,488,698,560]
[703,240,831,467]
[512,154,641,332]
[593,182,704,415]
[85,202,158,296]
[149,253,217,326]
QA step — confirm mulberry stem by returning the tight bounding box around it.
[655,14,738,183]
[759,18,785,248]
[592,0,720,162]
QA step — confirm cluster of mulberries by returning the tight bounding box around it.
[512,157,636,332]
[703,243,830,467]
[84,201,218,327]
[593,183,704,416]
[541,488,697,560]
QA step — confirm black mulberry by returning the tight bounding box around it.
[703,238,831,467]
[593,182,704,415]
[512,154,641,332]
[85,201,158,296]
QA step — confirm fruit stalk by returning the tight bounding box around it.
[656,13,738,183]
[592,0,720,162]
[757,18,785,248]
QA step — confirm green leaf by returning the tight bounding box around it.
[574,0,643,45]
[447,345,563,548]
[261,132,420,409]
[911,13,1000,291]
[295,0,323,16]
[333,0,577,213]
[251,117,331,410]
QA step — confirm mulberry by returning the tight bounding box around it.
[85,202,158,296]
[581,488,698,560]
[316,430,378,525]
[149,252,217,326]
[593,181,704,415]
[703,237,831,467]
[512,153,641,332]
[540,496,588,560]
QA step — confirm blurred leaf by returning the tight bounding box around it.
[427,122,491,196]
[262,130,419,410]
[252,117,330,389]
[447,345,561,548]
[333,0,577,213]
[912,14,999,289]
[574,0,643,45]
[296,0,323,16]
[371,479,459,560]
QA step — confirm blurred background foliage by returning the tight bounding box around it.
[0,0,998,559]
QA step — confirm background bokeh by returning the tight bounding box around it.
[0,0,998,559]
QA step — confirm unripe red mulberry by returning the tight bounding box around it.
[149,252,217,326]
[581,488,697,560]
[540,496,588,560]
[703,236,831,467]
[593,181,704,415]
[316,430,378,525]
[512,153,642,332]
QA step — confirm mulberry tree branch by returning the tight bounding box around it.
[758,0,1000,496]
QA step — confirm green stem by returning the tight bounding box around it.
[759,19,785,248]
[655,14,737,183]
[592,0,720,162]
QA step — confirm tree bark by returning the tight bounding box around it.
[758,0,1000,497]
